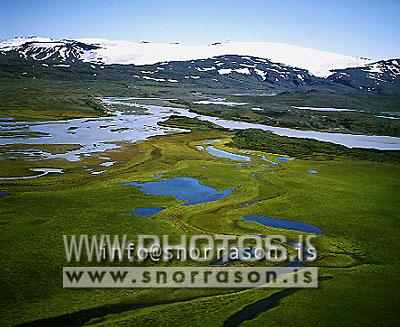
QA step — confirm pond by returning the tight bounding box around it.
[223,289,295,327]
[122,177,235,206]
[205,146,251,161]
[275,157,294,162]
[243,215,323,234]
[100,161,116,167]
[132,207,165,217]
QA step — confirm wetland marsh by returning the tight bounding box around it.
[0,97,399,326]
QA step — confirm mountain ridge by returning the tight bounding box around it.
[0,37,399,94]
[0,36,370,77]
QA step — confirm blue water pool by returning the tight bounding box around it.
[276,157,293,162]
[205,146,251,161]
[243,215,323,234]
[123,177,234,206]
[132,207,165,217]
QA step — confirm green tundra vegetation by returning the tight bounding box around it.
[0,108,399,326]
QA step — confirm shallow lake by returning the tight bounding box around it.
[243,215,323,234]
[100,161,116,167]
[205,146,251,161]
[0,99,189,161]
[122,177,234,206]
[275,157,294,162]
[132,207,165,217]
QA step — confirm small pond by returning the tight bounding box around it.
[243,215,323,234]
[276,157,294,162]
[132,207,165,217]
[123,177,234,206]
[205,146,251,162]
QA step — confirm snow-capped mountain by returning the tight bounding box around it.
[328,59,400,93]
[0,37,100,62]
[1,36,398,94]
[0,36,369,77]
